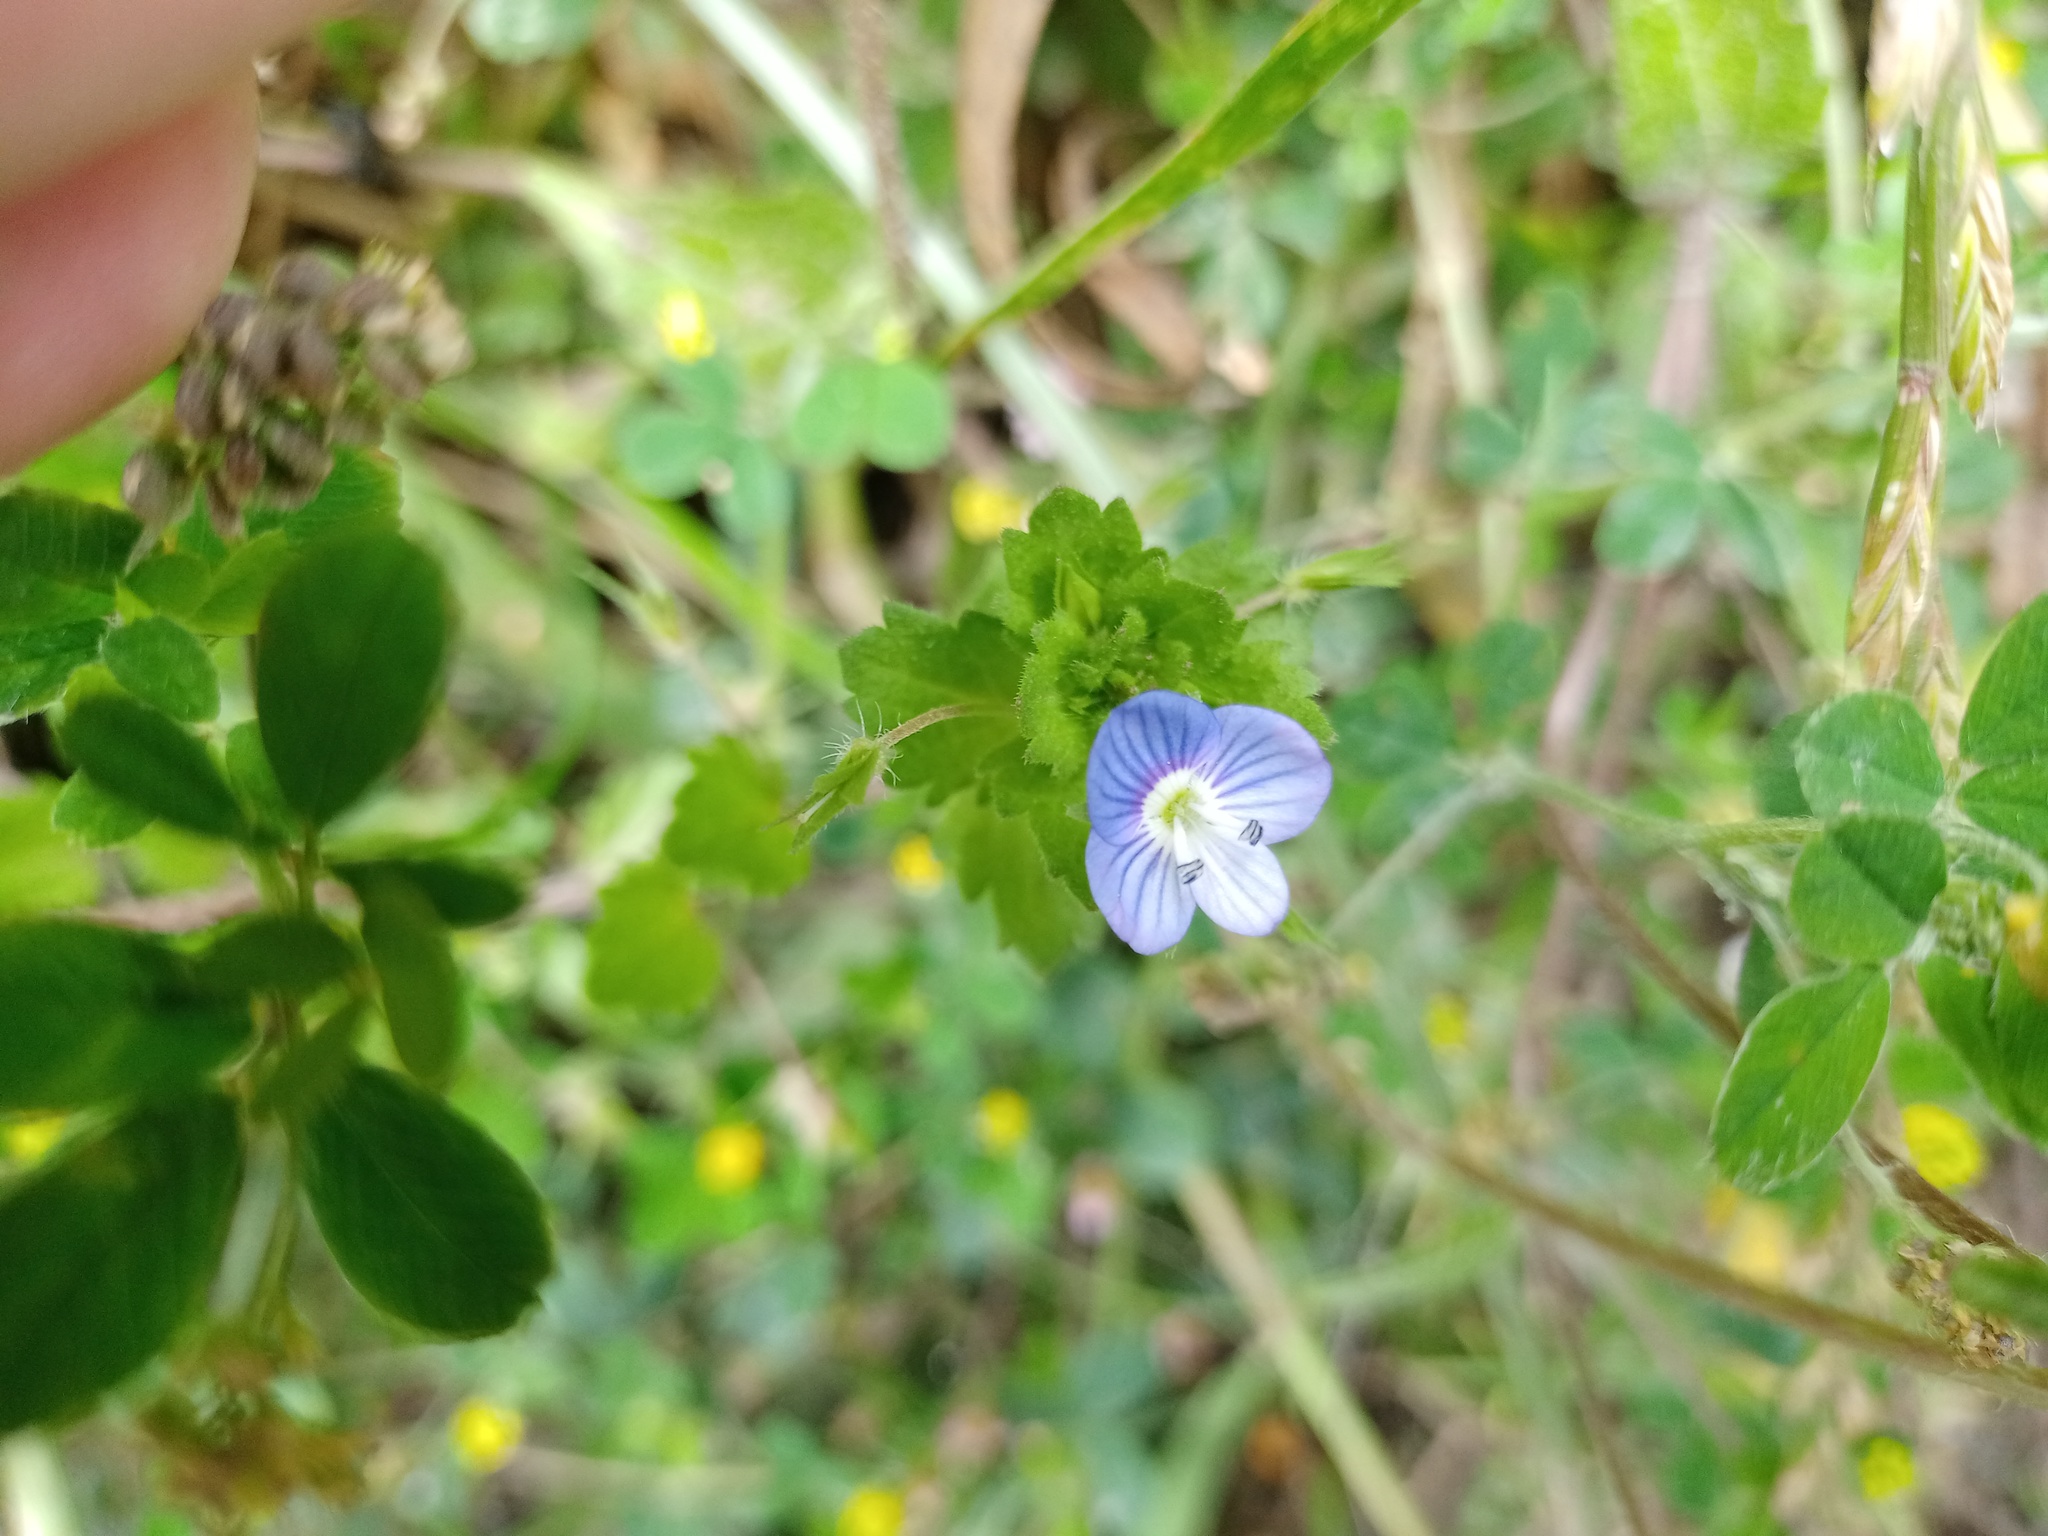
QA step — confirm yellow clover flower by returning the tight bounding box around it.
[891,834,945,895]
[974,1089,1031,1155]
[951,478,1026,543]
[696,1122,768,1196]
[1901,1102,1983,1190]
[658,290,716,363]
[838,1485,905,1536]
[450,1397,524,1476]
[1857,1434,1915,1501]
[1422,993,1469,1057]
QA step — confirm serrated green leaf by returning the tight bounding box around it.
[841,605,1026,800]
[585,860,723,1013]
[353,867,465,1088]
[1612,0,1824,196]
[1961,593,2048,766]
[1710,967,1889,1192]
[0,1093,242,1433]
[255,531,452,827]
[947,0,1423,350]
[662,736,810,896]
[59,694,245,840]
[102,616,219,723]
[1788,815,1947,963]
[296,1064,552,1337]
[1594,478,1705,576]
[193,913,359,998]
[0,922,251,1113]
[942,797,1086,971]
[1794,692,1943,819]
[0,488,138,632]
[50,771,152,848]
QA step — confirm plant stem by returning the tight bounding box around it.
[1177,1166,1439,1536]
[878,703,986,748]
[1270,1010,2048,1408]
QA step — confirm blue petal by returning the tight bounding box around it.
[1201,705,1332,844]
[1086,691,1218,828]
[1087,826,1194,954]
[1187,835,1290,938]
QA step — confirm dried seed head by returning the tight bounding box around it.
[284,320,342,404]
[1868,0,1968,154]
[173,358,222,441]
[268,250,345,306]
[219,434,267,504]
[216,364,257,434]
[260,417,334,484]
[261,472,324,512]
[121,445,192,526]
[197,291,259,354]
[363,338,426,401]
[326,272,403,332]
[1949,114,2014,426]
[330,408,387,447]
[230,309,292,389]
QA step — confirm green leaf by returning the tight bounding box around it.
[274,448,402,546]
[615,403,736,499]
[1331,664,1452,780]
[193,913,358,998]
[1285,544,1406,594]
[1957,763,2048,854]
[124,551,211,621]
[1949,1251,2048,1335]
[0,1093,242,1433]
[865,361,955,471]
[51,771,153,847]
[0,622,111,720]
[256,999,370,1120]
[662,736,810,896]
[255,531,453,826]
[1793,692,1944,819]
[1788,815,1947,963]
[296,1064,552,1337]
[945,0,1423,350]
[353,867,465,1088]
[710,440,794,540]
[224,720,293,835]
[791,738,884,846]
[1594,478,1705,575]
[59,693,245,840]
[1752,710,1813,819]
[1961,593,2048,766]
[585,860,723,1013]
[187,531,295,637]
[0,921,251,1112]
[1611,0,1824,196]
[841,604,1027,800]
[1710,968,1889,1193]
[942,798,1085,972]
[334,858,526,928]
[0,784,99,913]
[102,616,219,723]
[0,488,138,632]
[1924,954,2048,1147]
[1737,927,1788,1024]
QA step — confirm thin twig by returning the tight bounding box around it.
[838,0,919,311]
[1270,1010,2048,1409]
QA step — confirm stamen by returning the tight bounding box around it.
[1239,819,1263,846]
[1178,859,1204,885]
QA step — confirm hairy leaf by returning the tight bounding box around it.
[943,797,1086,971]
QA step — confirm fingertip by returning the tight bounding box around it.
[0,81,257,473]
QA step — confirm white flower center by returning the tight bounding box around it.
[1141,768,1267,886]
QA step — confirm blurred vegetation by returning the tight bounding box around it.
[15,0,2048,1533]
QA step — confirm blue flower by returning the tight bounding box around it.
[1085,691,1332,954]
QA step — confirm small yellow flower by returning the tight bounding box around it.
[838,1485,905,1536]
[974,1089,1031,1155]
[891,834,945,895]
[1422,993,1469,1057]
[1857,1434,1915,1501]
[1901,1102,1984,1189]
[3,1115,66,1165]
[658,290,716,363]
[951,479,1027,544]
[450,1397,524,1476]
[696,1122,768,1196]
[1722,1201,1792,1286]
[1991,33,2026,78]
[873,317,914,365]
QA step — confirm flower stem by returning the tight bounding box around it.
[878,703,988,748]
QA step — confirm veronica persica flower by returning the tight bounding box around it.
[1085,691,1331,954]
